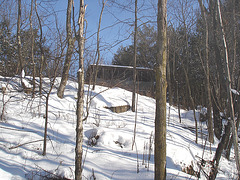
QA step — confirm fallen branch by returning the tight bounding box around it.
[34,163,71,180]
[9,139,43,150]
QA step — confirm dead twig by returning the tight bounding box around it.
[34,163,71,180]
[9,139,43,150]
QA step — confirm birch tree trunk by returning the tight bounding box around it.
[155,0,167,179]
[57,0,74,98]
[75,1,86,179]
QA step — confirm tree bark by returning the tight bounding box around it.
[132,0,137,112]
[155,0,167,179]
[75,1,86,179]
[57,0,74,98]
[209,0,223,139]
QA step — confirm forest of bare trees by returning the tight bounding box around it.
[0,0,239,179]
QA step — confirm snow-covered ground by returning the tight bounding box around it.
[0,77,238,179]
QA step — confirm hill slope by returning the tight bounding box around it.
[0,77,237,179]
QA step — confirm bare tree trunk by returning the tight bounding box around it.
[198,0,214,144]
[92,0,108,90]
[181,62,198,144]
[209,121,231,179]
[132,92,138,150]
[42,59,60,156]
[132,0,137,112]
[226,115,240,160]
[35,0,44,96]
[167,39,172,124]
[30,0,35,97]
[42,93,49,156]
[17,0,23,76]
[171,38,181,123]
[217,0,240,177]
[209,0,223,140]
[209,1,240,178]
[75,1,86,179]
[155,0,167,179]
[177,83,181,123]
[212,88,222,140]
[57,0,74,98]
[231,0,237,89]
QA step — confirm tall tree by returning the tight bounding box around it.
[131,0,138,151]
[225,0,240,160]
[57,0,74,98]
[17,0,23,76]
[197,0,214,144]
[209,0,240,178]
[155,0,167,179]
[209,0,224,140]
[75,0,86,179]
[216,0,240,176]
[132,0,137,112]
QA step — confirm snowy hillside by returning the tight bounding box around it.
[0,77,238,179]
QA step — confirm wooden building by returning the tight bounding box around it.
[86,64,155,96]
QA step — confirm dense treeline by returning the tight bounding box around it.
[0,1,65,78]
[112,0,239,140]
[0,23,51,76]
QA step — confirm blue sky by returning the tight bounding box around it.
[54,0,158,64]
[54,1,133,64]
